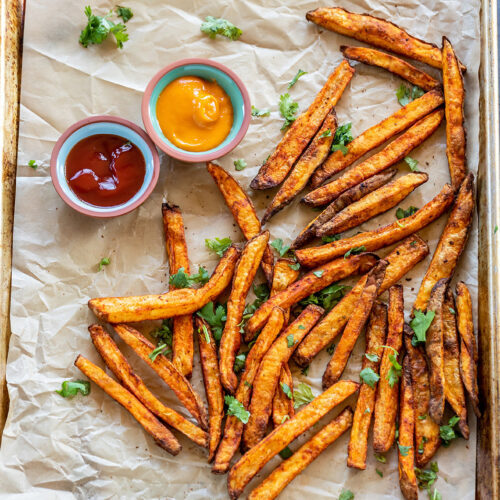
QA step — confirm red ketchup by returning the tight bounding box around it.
[65,134,146,207]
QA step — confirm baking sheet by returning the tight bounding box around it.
[0,0,480,498]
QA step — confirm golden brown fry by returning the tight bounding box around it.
[243,305,324,450]
[88,325,208,448]
[373,285,404,453]
[89,246,240,323]
[308,91,444,190]
[456,281,480,417]
[113,324,208,430]
[347,301,387,469]
[294,236,428,367]
[322,260,388,388]
[227,380,360,499]
[261,110,337,224]
[316,172,428,237]
[413,173,474,313]
[212,307,286,474]
[250,61,354,190]
[272,363,294,427]
[74,355,182,455]
[296,183,454,268]
[220,232,270,394]
[341,45,440,91]
[248,408,353,500]
[442,37,467,190]
[270,258,300,323]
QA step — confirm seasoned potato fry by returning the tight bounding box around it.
[347,301,387,469]
[323,260,388,388]
[89,246,240,323]
[227,380,360,499]
[296,183,454,268]
[341,45,440,91]
[261,110,337,224]
[294,236,428,366]
[456,281,480,417]
[206,162,274,284]
[74,355,182,455]
[162,203,194,378]
[309,91,444,190]
[243,305,324,450]
[272,363,295,427]
[373,285,404,453]
[250,61,354,190]
[270,258,300,323]
[89,325,208,448]
[220,232,269,394]
[248,408,353,500]
[212,307,286,474]
[113,324,208,430]
[316,172,428,237]
[442,37,467,190]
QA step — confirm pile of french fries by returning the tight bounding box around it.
[77,7,479,499]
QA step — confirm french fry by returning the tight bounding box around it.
[250,60,354,190]
[294,236,428,367]
[456,281,480,417]
[272,363,295,427]
[316,172,428,237]
[227,380,360,499]
[442,37,467,190]
[113,324,208,430]
[243,305,324,450]
[219,232,270,394]
[248,408,353,500]
[270,258,300,323]
[413,173,474,313]
[322,260,388,388]
[244,252,378,340]
[261,109,337,224]
[162,203,194,378]
[296,183,454,268]
[341,45,440,91]
[306,7,466,71]
[347,301,387,469]
[398,356,418,500]
[206,162,274,284]
[212,307,286,474]
[308,92,444,190]
[74,355,182,455]
[88,325,208,448]
[89,246,240,323]
[373,285,404,453]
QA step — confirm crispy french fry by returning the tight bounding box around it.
[212,307,286,474]
[243,305,324,450]
[250,61,354,190]
[248,407,353,500]
[308,92,444,190]
[316,172,428,237]
[296,183,454,268]
[347,301,387,469]
[89,246,240,323]
[220,232,270,394]
[206,162,274,285]
[74,355,182,455]
[341,45,440,91]
[162,203,194,378]
[270,258,300,324]
[272,363,295,427]
[294,236,428,367]
[456,281,480,417]
[322,260,388,388]
[261,110,337,224]
[227,380,360,499]
[306,7,466,71]
[88,325,208,448]
[113,324,208,430]
[373,285,404,453]
[442,37,467,190]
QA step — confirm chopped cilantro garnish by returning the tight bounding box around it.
[205,237,232,257]
[200,16,242,40]
[288,69,307,88]
[279,93,299,130]
[225,395,250,423]
[56,380,90,398]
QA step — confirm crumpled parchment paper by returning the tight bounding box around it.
[0,0,480,498]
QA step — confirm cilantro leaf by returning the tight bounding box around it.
[320,129,332,138]
[404,156,420,171]
[293,382,314,408]
[299,283,349,313]
[279,445,293,459]
[234,159,247,171]
[415,461,439,491]
[28,160,38,169]
[151,319,173,346]
[79,6,128,49]
[396,206,419,219]
[331,123,353,155]
[326,343,336,355]
[322,234,341,243]
[365,353,380,362]
[301,365,309,376]
[251,105,270,117]
[439,415,461,446]
[339,490,354,500]
[287,334,296,347]
[56,380,90,398]
[200,16,242,40]
[313,270,324,278]
[169,266,209,288]
[280,382,293,399]
[387,352,402,388]
[288,69,307,88]
[374,453,386,463]
[225,395,250,423]
[396,84,424,106]
[116,6,133,22]
[344,245,366,258]
[270,238,291,257]
[98,257,110,271]
[149,343,171,362]
[240,283,270,331]
[495,225,499,234]
[197,302,227,342]
[430,489,442,500]
[205,237,232,257]
[359,367,380,388]
[234,352,246,372]
[200,323,211,343]
[376,469,383,477]
[398,443,411,456]
[289,262,300,270]
[410,310,435,344]
[279,93,299,130]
